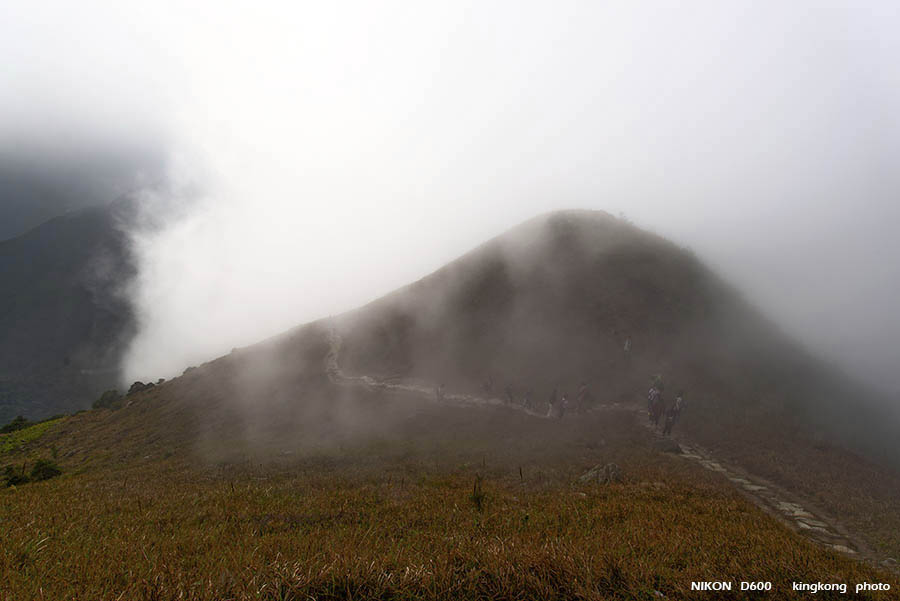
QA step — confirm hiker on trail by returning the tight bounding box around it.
[647,386,660,421]
[662,402,677,435]
[651,394,664,428]
[435,383,445,403]
[558,393,569,419]
[504,384,514,405]
[624,336,632,353]
[575,382,589,413]
[673,391,685,422]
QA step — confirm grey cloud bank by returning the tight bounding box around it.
[1,1,898,400]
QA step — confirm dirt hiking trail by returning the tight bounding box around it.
[325,327,897,573]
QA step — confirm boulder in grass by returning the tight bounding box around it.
[92,389,123,410]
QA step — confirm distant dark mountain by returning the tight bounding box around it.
[0,172,101,241]
[0,203,136,422]
[0,143,166,241]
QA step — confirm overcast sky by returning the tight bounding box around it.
[2,1,898,395]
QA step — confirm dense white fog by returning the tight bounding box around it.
[2,1,898,397]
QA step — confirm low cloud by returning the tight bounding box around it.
[2,2,898,402]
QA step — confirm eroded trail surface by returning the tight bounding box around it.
[326,327,892,570]
[325,328,551,419]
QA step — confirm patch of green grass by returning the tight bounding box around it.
[0,417,64,455]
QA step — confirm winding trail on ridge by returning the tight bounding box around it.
[325,326,894,570]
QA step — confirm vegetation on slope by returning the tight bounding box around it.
[1,322,896,599]
[2,211,899,598]
[0,416,65,455]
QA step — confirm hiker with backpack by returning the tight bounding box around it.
[651,393,665,428]
[673,391,685,422]
[647,386,661,422]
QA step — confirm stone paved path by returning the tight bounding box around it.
[633,413,866,556]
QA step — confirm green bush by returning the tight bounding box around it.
[3,465,29,487]
[1,416,32,434]
[92,390,123,410]
[29,459,62,482]
[127,381,154,396]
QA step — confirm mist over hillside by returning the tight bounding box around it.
[3,2,900,411]
[3,205,897,471]
[335,210,900,467]
[5,3,900,596]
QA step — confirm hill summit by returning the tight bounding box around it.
[335,210,895,465]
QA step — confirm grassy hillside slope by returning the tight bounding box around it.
[0,327,900,600]
[2,323,897,599]
[2,210,899,599]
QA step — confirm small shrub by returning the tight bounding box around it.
[3,465,29,487]
[92,390,123,410]
[29,459,62,482]
[1,416,32,434]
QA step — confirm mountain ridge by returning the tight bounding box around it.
[0,202,136,422]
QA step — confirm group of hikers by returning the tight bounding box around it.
[494,378,595,419]
[541,382,594,418]
[435,372,685,434]
[647,375,685,436]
